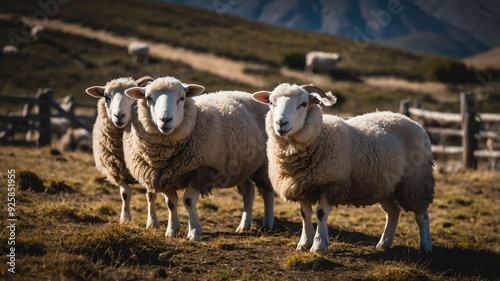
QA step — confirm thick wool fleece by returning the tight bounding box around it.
[123,91,270,195]
[267,108,434,213]
[93,98,131,185]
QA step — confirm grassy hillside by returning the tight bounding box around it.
[1,0,454,81]
[0,18,250,103]
[0,147,499,280]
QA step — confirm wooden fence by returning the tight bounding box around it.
[0,88,96,146]
[400,92,500,169]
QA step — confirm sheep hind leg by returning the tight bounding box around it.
[260,187,275,230]
[296,201,314,251]
[415,209,432,254]
[236,180,255,233]
[184,185,202,241]
[164,190,181,237]
[310,194,331,252]
[145,191,159,229]
[119,181,132,224]
[376,200,401,250]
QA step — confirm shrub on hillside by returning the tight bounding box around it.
[426,60,475,83]
[282,52,306,70]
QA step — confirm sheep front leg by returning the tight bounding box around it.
[184,185,202,241]
[310,194,331,252]
[415,209,433,254]
[164,190,181,237]
[376,200,401,250]
[236,180,254,233]
[297,201,314,251]
[119,181,132,224]
[146,191,159,229]
[261,188,275,230]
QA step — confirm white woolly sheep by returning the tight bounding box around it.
[486,137,500,169]
[305,51,342,73]
[127,41,149,64]
[86,76,160,228]
[252,83,434,253]
[57,127,92,153]
[3,45,18,55]
[123,76,275,241]
[30,25,45,41]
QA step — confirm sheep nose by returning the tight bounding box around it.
[114,113,125,119]
[160,116,173,123]
[276,120,288,127]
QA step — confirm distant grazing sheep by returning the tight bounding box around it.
[127,41,149,64]
[57,127,92,153]
[3,45,18,55]
[252,83,434,253]
[487,137,500,169]
[305,51,342,73]
[86,76,159,228]
[30,25,45,41]
[123,76,275,241]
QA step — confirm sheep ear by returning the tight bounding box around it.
[251,91,272,104]
[85,86,106,98]
[184,84,205,97]
[125,87,147,100]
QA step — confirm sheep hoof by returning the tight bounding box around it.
[146,220,159,229]
[309,247,326,253]
[187,230,202,241]
[296,243,311,251]
[376,242,390,251]
[419,243,433,255]
[310,243,327,253]
[119,216,132,224]
[165,224,181,238]
[235,225,250,233]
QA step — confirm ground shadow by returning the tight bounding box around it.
[256,218,500,279]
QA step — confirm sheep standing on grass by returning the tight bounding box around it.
[3,45,18,55]
[127,41,149,64]
[57,128,92,154]
[30,25,45,41]
[305,51,342,74]
[252,83,434,253]
[123,76,275,241]
[86,76,160,228]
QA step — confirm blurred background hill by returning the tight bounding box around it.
[164,0,500,59]
[1,0,499,115]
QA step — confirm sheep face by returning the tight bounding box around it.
[252,84,336,138]
[125,78,205,134]
[86,85,136,128]
[252,84,314,138]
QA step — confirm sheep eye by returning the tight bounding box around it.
[147,96,154,103]
[104,96,111,102]
[299,102,307,108]
[177,96,185,103]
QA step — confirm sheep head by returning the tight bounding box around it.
[86,77,137,128]
[125,76,205,135]
[252,83,336,138]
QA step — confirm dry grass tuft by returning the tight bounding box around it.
[67,224,166,266]
[365,262,434,281]
[17,170,45,193]
[283,252,341,271]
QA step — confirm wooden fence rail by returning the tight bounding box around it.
[0,88,96,146]
[400,92,500,170]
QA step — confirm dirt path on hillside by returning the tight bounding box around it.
[1,14,265,87]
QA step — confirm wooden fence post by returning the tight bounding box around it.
[461,92,478,169]
[36,88,53,146]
